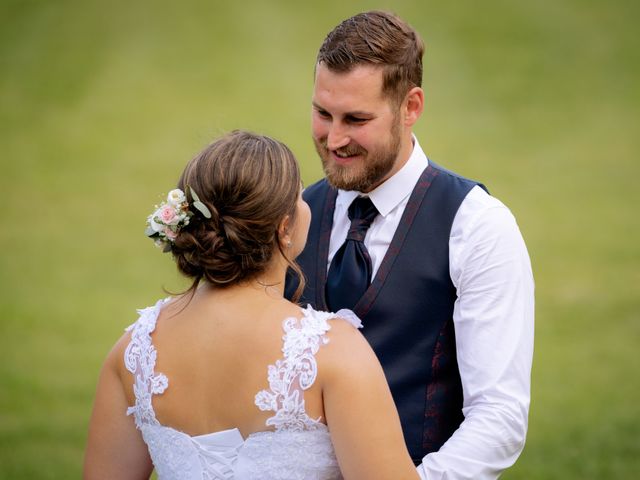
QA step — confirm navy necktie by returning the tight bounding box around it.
[325,196,379,311]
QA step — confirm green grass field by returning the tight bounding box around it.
[1,0,638,477]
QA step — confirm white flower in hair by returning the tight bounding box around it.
[167,189,186,206]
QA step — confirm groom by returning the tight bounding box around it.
[285,11,535,479]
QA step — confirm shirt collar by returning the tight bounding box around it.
[336,136,429,217]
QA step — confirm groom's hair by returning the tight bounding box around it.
[316,11,424,107]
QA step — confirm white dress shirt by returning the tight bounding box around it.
[328,137,535,479]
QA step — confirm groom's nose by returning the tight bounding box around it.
[326,123,351,151]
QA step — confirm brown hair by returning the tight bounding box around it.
[316,11,425,106]
[171,130,305,301]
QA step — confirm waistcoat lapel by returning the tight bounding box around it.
[354,165,438,317]
[310,186,337,310]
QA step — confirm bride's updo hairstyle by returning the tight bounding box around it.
[171,130,305,301]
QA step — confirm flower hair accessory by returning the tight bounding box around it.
[145,186,211,252]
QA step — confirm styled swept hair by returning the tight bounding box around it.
[316,11,425,106]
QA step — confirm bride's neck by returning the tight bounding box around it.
[197,258,288,303]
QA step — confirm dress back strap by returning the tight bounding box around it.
[254,306,362,431]
[124,298,170,428]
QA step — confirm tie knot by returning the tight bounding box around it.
[346,196,379,241]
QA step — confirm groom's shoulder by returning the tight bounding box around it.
[429,160,488,194]
[302,178,335,206]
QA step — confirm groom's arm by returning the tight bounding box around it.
[418,188,534,479]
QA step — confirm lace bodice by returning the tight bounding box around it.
[124,299,361,479]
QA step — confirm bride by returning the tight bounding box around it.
[84,130,418,479]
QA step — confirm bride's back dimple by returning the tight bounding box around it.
[141,296,326,438]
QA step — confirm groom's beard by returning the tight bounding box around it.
[313,121,401,193]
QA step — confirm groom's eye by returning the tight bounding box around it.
[346,115,368,124]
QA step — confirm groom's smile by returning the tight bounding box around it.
[311,64,405,192]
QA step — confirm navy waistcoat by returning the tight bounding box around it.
[285,162,485,462]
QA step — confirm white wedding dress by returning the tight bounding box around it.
[124,298,361,479]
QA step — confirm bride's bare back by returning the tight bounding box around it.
[126,286,327,439]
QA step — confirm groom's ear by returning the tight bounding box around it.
[403,86,424,127]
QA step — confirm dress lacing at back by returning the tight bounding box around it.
[124,298,361,480]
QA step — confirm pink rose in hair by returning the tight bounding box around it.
[159,205,178,225]
[163,227,177,241]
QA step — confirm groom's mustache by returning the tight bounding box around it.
[318,139,368,158]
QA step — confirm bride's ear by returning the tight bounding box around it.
[277,215,292,250]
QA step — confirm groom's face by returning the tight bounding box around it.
[311,64,402,193]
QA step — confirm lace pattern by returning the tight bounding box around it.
[236,430,341,479]
[124,298,171,428]
[254,305,361,432]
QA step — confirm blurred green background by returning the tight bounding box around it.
[1,0,638,478]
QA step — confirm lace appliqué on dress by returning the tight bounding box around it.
[254,305,340,432]
[124,298,170,428]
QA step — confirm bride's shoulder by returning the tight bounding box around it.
[301,305,363,329]
[302,306,378,375]
[102,297,171,376]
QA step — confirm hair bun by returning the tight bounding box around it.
[166,130,304,298]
